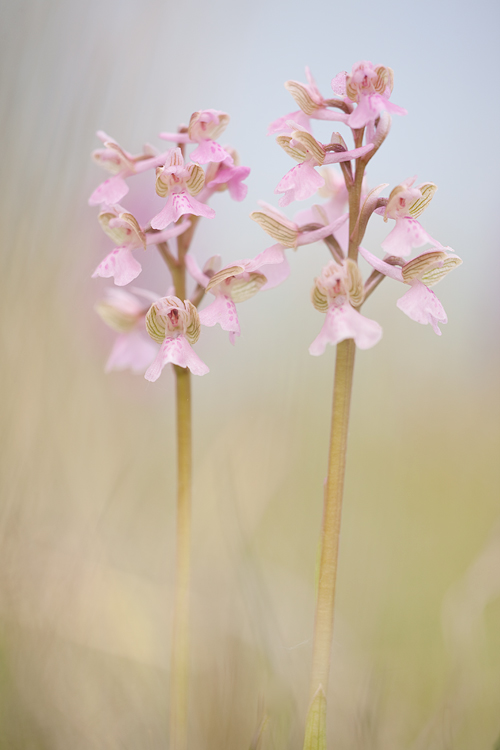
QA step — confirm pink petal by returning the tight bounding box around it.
[275,161,325,206]
[358,246,404,282]
[267,110,311,136]
[348,94,406,129]
[207,164,250,202]
[243,243,287,272]
[309,304,382,354]
[151,193,215,229]
[260,252,291,290]
[396,280,447,335]
[190,140,233,165]
[381,218,440,257]
[89,174,129,206]
[199,295,240,341]
[106,332,158,373]
[331,71,347,96]
[145,335,209,381]
[323,143,374,164]
[92,246,142,286]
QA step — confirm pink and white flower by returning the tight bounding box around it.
[268,67,352,137]
[340,61,407,129]
[186,245,288,344]
[275,126,373,206]
[309,259,382,353]
[144,296,209,380]
[203,148,250,202]
[359,246,462,335]
[95,287,159,373]
[159,109,233,165]
[251,201,348,257]
[151,148,216,230]
[89,131,168,206]
[380,177,441,256]
[92,204,190,286]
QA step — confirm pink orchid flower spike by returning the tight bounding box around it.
[309,259,382,353]
[95,287,159,373]
[359,246,462,335]
[275,126,373,206]
[144,296,209,381]
[339,61,407,129]
[92,204,190,286]
[379,177,443,256]
[150,148,216,230]
[160,110,233,165]
[89,131,168,206]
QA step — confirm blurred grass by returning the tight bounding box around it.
[1,243,499,748]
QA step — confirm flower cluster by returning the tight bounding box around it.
[90,110,285,381]
[252,61,462,348]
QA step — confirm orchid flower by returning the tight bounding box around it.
[144,296,209,380]
[360,246,462,335]
[336,61,407,129]
[251,201,348,250]
[274,126,373,206]
[203,148,250,202]
[159,109,233,165]
[95,287,159,373]
[268,67,351,138]
[89,131,168,206]
[379,177,444,256]
[309,259,382,353]
[92,205,190,286]
[150,148,216,230]
[186,246,286,343]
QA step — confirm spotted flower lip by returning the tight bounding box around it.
[309,259,382,353]
[378,177,441,256]
[89,131,169,207]
[159,109,234,165]
[144,296,208,380]
[332,60,407,129]
[359,245,462,335]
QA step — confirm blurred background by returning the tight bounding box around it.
[1,0,499,747]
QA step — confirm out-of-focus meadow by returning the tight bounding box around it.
[1,0,499,748]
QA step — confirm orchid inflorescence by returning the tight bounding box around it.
[89,110,287,382]
[88,60,462,750]
[90,60,461,384]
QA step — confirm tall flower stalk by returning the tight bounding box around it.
[253,60,462,747]
[89,112,290,748]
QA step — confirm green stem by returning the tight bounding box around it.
[170,364,192,750]
[304,338,356,747]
